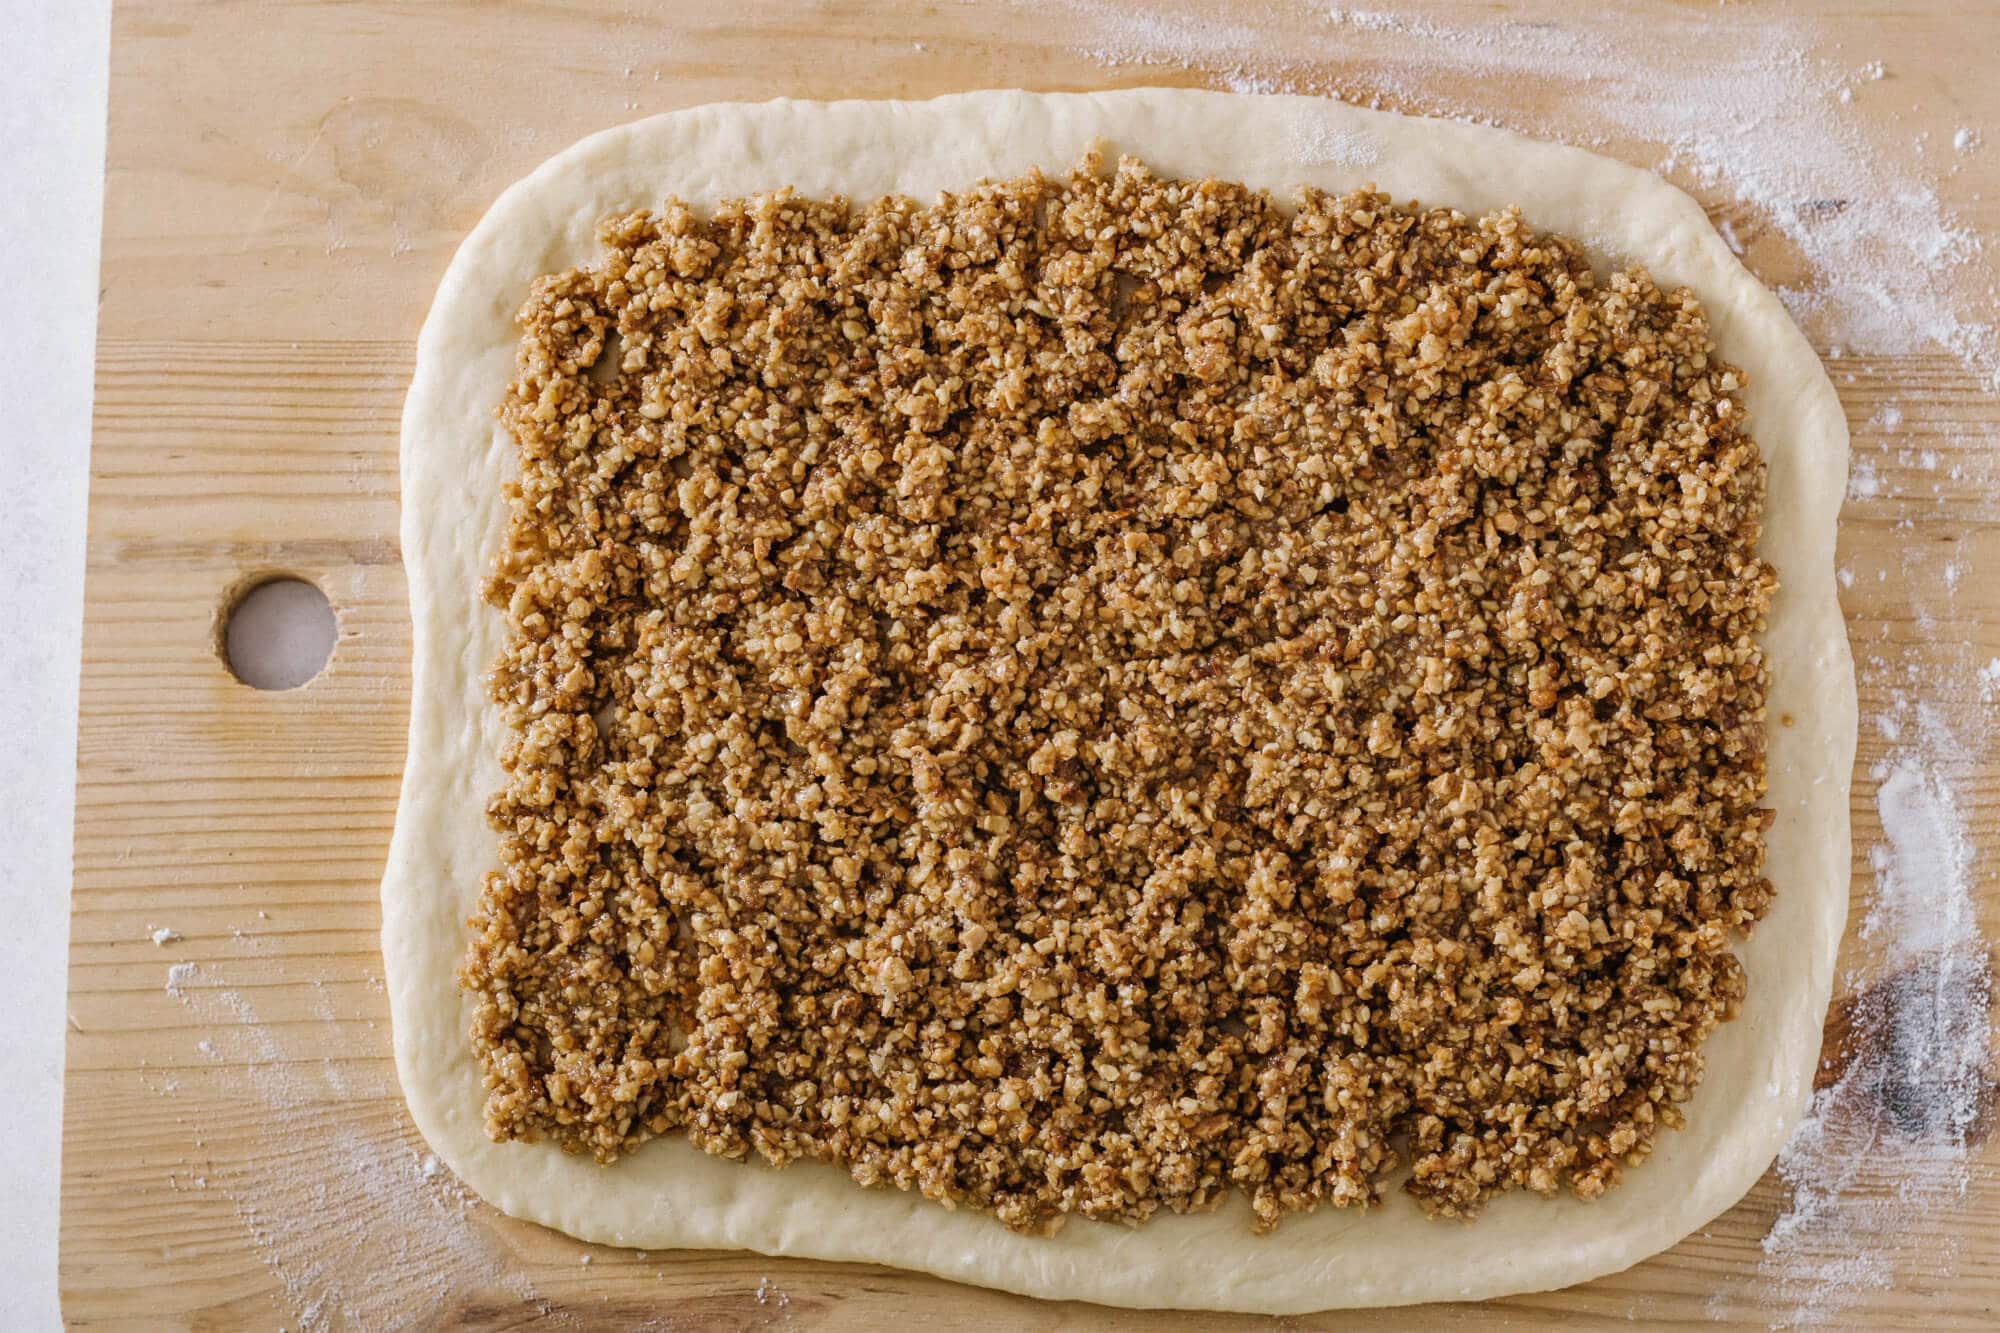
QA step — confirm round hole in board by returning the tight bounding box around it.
[220,577,338,690]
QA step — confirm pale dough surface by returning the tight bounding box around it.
[384,88,1854,1312]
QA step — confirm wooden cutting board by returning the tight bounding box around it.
[63,1,2000,1327]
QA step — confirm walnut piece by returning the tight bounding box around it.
[461,156,1775,1234]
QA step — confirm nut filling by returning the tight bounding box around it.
[463,157,1776,1233]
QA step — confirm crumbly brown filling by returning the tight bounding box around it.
[462,156,1775,1233]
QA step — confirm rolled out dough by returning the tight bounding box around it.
[384,89,1854,1312]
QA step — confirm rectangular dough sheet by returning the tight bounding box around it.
[384,88,1854,1312]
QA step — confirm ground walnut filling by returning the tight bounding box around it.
[462,155,1776,1233]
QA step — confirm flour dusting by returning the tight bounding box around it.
[1281,116,1379,168]
[164,951,553,1329]
[1759,759,1992,1322]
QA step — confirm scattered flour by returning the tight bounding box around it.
[1761,758,1993,1322]
[1281,117,1379,168]
[150,926,181,946]
[1220,68,1281,95]
[162,963,552,1328]
[1847,460,1881,500]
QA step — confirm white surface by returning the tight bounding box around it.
[387,89,1851,1311]
[0,0,109,1328]
[225,579,340,690]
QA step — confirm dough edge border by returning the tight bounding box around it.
[383,87,1854,1314]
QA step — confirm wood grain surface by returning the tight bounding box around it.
[64,1,2000,1327]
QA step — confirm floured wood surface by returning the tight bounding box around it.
[65,1,2000,1327]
